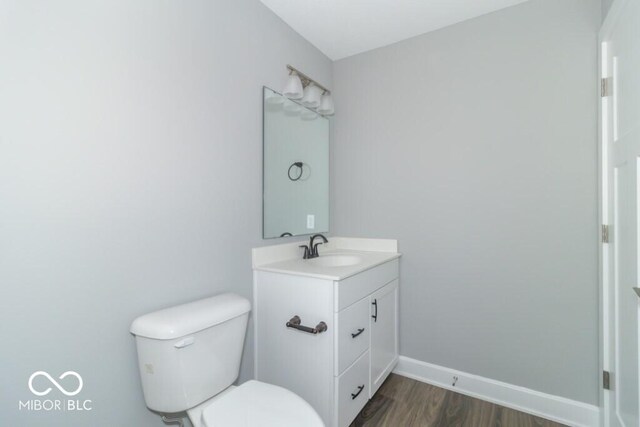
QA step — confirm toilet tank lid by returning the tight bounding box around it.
[130,293,251,340]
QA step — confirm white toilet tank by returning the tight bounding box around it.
[130,293,251,414]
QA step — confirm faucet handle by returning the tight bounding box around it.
[312,242,324,257]
[299,245,310,259]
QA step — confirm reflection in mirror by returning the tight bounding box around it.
[263,87,329,239]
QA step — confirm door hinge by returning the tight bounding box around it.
[601,77,613,97]
[602,224,610,244]
[603,370,611,390]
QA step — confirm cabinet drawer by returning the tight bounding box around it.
[335,259,399,312]
[335,351,369,427]
[335,297,370,376]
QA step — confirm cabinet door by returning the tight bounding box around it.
[254,271,335,424]
[369,279,399,396]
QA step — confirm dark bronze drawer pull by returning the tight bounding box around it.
[351,328,365,338]
[351,385,365,400]
[372,299,378,322]
[286,315,328,334]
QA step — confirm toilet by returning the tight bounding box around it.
[130,293,324,427]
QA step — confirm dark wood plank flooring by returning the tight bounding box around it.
[350,374,567,427]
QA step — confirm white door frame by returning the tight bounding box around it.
[599,1,630,426]
[598,32,606,426]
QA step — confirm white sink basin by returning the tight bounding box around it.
[308,254,363,267]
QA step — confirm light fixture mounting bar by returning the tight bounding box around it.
[286,64,330,94]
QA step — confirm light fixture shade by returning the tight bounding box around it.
[283,73,303,99]
[301,110,318,121]
[265,91,285,105]
[283,99,301,115]
[317,93,334,116]
[302,84,323,109]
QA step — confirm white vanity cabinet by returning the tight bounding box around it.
[254,255,399,427]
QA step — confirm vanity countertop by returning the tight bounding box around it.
[252,237,401,281]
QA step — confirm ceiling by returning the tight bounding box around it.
[260,0,530,60]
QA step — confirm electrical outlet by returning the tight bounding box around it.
[306,214,315,229]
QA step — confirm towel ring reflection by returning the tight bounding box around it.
[288,162,304,181]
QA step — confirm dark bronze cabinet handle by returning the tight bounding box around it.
[372,299,377,322]
[286,315,328,334]
[351,385,365,399]
[351,328,365,338]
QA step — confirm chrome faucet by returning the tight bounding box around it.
[299,234,328,259]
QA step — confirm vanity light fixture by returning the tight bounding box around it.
[283,99,302,115]
[283,70,304,100]
[284,65,334,116]
[301,109,319,121]
[265,91,285,105]
[302,83,323,109]
[317,92,334,116]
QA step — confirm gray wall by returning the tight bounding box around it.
[332,0,600,405]
[602,0,614,21]
[0,1,330,426]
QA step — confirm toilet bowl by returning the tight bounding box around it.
[130,293,324,427]
[188,380,324,427]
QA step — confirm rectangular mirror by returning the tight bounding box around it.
[263,86,329,239]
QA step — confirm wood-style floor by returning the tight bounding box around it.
[350,374,567,427]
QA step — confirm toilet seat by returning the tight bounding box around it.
[201,380,324,427]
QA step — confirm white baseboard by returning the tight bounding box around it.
[393,356,600,427]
